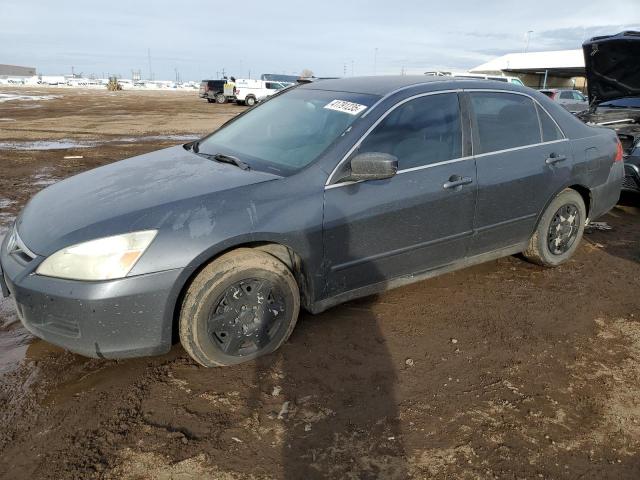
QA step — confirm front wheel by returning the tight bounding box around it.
[179,249,300,367]
[523,189,586,267]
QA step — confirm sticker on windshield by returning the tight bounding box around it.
[323,100,367,115]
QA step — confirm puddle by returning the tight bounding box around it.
[0,140,96,150]
[32,173,59,186]
[118,134,201,142]
[0,296,32,375]
[0,198,16,209]
[0,93,60,103]
[0,213,16,236]
[0,134,200,151]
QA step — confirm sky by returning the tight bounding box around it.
[1,0,639,81]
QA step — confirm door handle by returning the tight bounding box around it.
[443,176,473,190]
[545,153,567,165]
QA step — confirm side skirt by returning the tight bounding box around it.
[308,242,528,314]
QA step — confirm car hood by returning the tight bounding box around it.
[583,31,640,105]
[17,145,280,255]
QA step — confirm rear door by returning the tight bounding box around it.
[466,91,571,254]
[323,92,477,296]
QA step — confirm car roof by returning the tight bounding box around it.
[297,75,527,96]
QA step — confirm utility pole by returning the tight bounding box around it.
[147,48,153,80]
[524,31,534,53]
[343,63,347,76]
[374,48,378,75]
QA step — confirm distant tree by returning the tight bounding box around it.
[301,69,314,78]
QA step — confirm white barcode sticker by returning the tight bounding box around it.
[323,99,367,115]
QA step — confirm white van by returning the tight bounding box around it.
[234,79,290,106]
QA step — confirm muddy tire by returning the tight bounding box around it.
[523,189,586,267]
[215,93,226,104]
[245,95,256,107]
[179,249,300,367]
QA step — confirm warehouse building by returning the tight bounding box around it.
[469,49,585,90]
[0,64,37,77]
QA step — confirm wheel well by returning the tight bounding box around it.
[170,242,309,343]
[567,184,591,218]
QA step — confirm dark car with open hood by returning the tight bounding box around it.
[577,31,640,193]
[1,76,623,367]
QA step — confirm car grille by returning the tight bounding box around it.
[6,226,36,264]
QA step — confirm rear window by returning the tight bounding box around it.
[470,92,541,154]
[536,104,564,142]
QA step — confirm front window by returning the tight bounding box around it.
[197,88,379,175]
[358,93,462,170]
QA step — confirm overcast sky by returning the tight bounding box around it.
[1,0,639,81]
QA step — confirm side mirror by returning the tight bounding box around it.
[348,152,398,181]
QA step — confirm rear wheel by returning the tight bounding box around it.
[523,189,586,267]
[215,93,226,104]
[179,249,300,367]
[245,95,256,106]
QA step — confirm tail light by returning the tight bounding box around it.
[614,138,624,162]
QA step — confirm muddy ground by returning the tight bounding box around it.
[0,87,639,480]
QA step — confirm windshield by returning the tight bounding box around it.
[197,88,380,175]
[599,97,640,109]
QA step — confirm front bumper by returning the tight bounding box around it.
[1,233,183,359]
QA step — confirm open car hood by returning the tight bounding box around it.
[583,31,640,105]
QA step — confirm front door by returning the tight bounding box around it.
[322,92,477,297]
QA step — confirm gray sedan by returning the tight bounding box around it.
[539,89,589,113]
[0,76,623,366]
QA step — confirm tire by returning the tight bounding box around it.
[523,189,586,267]
[207,98,214,103]
[245,96,256,106]
[215,93,226,104]
[179,249,300,367]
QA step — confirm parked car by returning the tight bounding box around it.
[199,79,230,104]
[539,89,589,113]
[234,79,290,106]
[1,76,623,367]
[577,31,640,193]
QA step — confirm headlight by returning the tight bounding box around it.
[36,230,157,281]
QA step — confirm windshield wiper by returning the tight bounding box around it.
[193,150,250,170]
[213,153,250,170]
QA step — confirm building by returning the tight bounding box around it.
[0,64,36,77]
[469,49,586,90]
